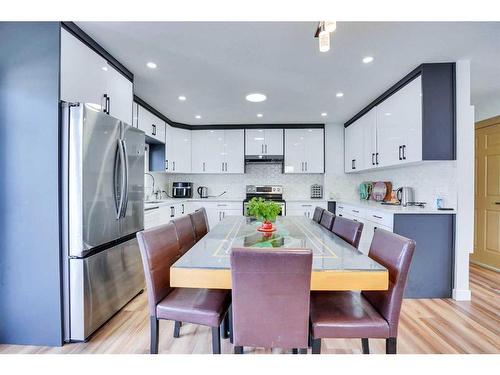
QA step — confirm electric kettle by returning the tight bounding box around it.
[197,186,208,199]
[396,187,414,207]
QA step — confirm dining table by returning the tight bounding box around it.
[170,216,388,291]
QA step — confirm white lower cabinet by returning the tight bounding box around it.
[143,202,194,229]
[286,201,327,218]
[201,202,242,229]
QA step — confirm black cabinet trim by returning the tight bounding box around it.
[61,22,134,82]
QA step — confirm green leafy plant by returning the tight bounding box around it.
[246,197,282,222]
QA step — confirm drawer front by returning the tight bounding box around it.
[341,203,365,218]
[365,209,393,228]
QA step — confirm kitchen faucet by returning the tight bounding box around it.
[144,172,155,200]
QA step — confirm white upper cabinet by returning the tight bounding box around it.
[245,129,283,155]
[191,130,244,174]
[165,125,191,173]
[344,75,423,173]
[60,29,133,125]
[137,105,165,143]
[284,129,324,173]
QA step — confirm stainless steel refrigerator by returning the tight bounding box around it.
[61,102,145,342]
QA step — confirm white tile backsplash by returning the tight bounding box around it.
[155,164,323,200]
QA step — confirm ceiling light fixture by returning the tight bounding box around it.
[246,93,267,102]
[146,62,157,69]
[336,92,344,98]
[324,21,337,33]
[316,21,336,53]
[321,112,328,117]
[101,66,108,71]
[257,113,263,118]
[363,56,374,64]
[195,115,202,119]
[178,95,187,101]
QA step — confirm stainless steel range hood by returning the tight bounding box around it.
[244,154,284,164]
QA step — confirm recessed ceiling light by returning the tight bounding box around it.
[321,112,328,117]
[336,92,344,98]
[246,93,267,102]
[101,66,108,71]
[146,62,157,69]
[362,56,374,64]
[257,113,263,118]
[195,115,202,119]
[178,95,187,101]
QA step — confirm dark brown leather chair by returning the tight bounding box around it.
[230,248,313,354]
[309,228,416,354]
[172,215,196,256]
[137,223,231,354]
[312,207,324,223]
[189,207,209,242]
[331,216,364,249]
[319,210,335,231]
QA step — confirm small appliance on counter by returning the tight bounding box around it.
[371,181,392,202]
[396,186,415,207]
[359,182,373,200]
[310,184,323,199]
[197,186,208,199]
[172,182,193,198]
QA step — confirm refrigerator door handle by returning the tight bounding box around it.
[115,139,127,219]
[120,139,129,218]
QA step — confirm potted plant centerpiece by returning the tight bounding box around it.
[246,197,282,232]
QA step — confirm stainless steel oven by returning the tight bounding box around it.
[243,185,286,216]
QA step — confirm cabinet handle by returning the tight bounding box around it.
[372,153,375,166]
[170,206,174,218]
[182,204,185,214]
[203,162,206,172]
[305,161,308,171]
[495,202,500,205]
[225,162,228,172]
[261,144,264,154]
[376,153,379,165]
[301,162,304,172]
[402,145,407,160]
[302,204,312,207]
[165,160,168,170]
[352,159,356,170]
[173,161,175,171]
[373,215,383,219]
[223,211,225,218]
[352,209,359,213]
[152,124,157,136]
[398,145,402,160]
[265,144,268,154]
[106,95,110,115]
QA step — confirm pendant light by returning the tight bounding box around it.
[318,22,330,53]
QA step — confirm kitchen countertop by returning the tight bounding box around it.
[336,199,456,215]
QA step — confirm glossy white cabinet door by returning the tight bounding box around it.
[400,76,423,163]
[137,105,165,143]
[304,129,324,173]
[284,129,305,173]
[191,130,224,173]
[265,129,284,155]
[132,102,139,127]
[224,130,244,173]
[191,130,206,173]
[60,28,107,106]
[168,127,191,173]
[363,108,378,170]
[344,125,356,173]
[105,64,133,125]
[245,129,265,155]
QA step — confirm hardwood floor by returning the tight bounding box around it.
[1,263,498,354]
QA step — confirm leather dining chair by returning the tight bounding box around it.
[309,228,416,354]
[189,207,209,242]
[312,207,325,223]
[319,210,335,231]
[230,248,312,354]
[331,216,364,249]
[136,222,231,354]
[172,215,196,256]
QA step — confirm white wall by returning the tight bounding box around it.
[474,92,500,122]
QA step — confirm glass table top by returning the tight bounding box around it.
[172,216,386,272]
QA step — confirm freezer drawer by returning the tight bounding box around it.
[67,238,145,341]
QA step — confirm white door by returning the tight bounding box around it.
[245,129,265,155]
[60,28,107,106]
[105,63,133,125]
[284,129,305,173]
[224,130,244,173]
[304,129,324,173]
[265,129,284,155]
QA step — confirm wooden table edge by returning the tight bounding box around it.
[170,267,388,291]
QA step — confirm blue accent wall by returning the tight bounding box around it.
[0,22,63,345]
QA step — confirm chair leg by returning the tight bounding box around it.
[222,313,229,339]
[211,326,221,354]
[228,305,233,344]
[173,321,181,338]
[292,348,298,354]
[150,317,159,354]
[386,337,397,354]
[361,338,370,354]
[234,346,244,354]
[311,338,321,354]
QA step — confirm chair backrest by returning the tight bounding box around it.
[230,248,312,349]
[172,215,196,256]
[312,207,325,223]
[189,207,209,242]
[362,228,416,337]
[136,223,180,317]
[331,216,364,249]
[319,210,335,230]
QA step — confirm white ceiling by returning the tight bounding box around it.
[78,21,500,125]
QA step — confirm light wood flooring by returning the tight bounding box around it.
[1,263,498,354]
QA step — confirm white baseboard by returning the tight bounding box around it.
[470,260,500,273]
[452,288,471,301]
